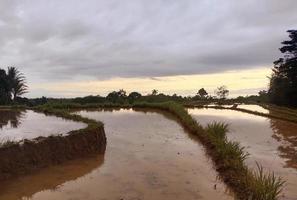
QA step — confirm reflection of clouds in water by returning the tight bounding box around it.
[237,104,269,114]
[0,110,86,143]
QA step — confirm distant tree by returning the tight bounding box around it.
[151,89,158,96]
[7,67,28,100]
[128,91,142,99]
[73,95,105,104]
[0,67,28,104]
[258,90,267,97]
[0,69,10,104]
[128,91,142,103]
[197,88,208,98]
[106,89,127,103]
[106,91,119,103]
[268,30,297,106]
[215,86,229,99]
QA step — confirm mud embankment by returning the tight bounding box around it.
[0,124,106,181]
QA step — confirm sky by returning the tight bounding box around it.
[0,0,296,98]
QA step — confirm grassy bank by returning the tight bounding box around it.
[0,107,106,181]
[132,102,284,200]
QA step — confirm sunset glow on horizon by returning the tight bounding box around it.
[29,67,271,98]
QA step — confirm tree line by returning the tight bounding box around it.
[268,30,297,107]
[0,67,28,104]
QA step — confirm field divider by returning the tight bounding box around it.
[0,107,106,181]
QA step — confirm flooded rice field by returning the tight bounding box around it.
[188,106,297,200]
[0,109,86,143]
[236,104,270,114]
[0,108,234,200]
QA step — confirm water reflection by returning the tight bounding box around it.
[0,109,25,129]
[237,104,269,114]
[270,118,297,170]
[0,154,105,200]
[189,107,297,200]
[0,109,86,143]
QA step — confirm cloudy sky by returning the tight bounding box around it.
[0,0,296,97]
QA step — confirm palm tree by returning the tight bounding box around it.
[0,69,11,103]
[7,67,28,100]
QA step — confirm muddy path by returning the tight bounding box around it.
[188,107,297,200]
[0,109,234,200]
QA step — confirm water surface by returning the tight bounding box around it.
[0,109,234,200]
[189,106,297,200]
[0,109,86,143]
[236,104,269,114]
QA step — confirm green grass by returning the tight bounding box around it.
[246,163,285,200]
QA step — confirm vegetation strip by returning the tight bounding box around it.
[0,107,106,181]
[133,102,284,200]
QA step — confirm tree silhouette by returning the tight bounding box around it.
[7,67,28,100]
[215,86,229,99]
[0,67,28,104]
[128,91,141,103]
[0,69,11,104]
[128,92,141,99]
[106,89,127,103]
[269,30,297,106]
[151,89,158,95]
[197,88,208,98]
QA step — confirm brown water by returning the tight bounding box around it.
[188,107,297,200]
[0,109,234,200]
[0,109,86,143]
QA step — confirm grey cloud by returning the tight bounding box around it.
[0,0,296,85]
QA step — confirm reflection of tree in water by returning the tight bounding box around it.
[0,110,26,129]
[270,116,297,170]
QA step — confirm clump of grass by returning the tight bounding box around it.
[246,163,285,200]
[206,122,229,139]
[205,122,249,164]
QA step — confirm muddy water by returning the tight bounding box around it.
[0,109,86,143]
[236,104,269,114]
[188,107,297,200]
[0,109,234,200]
